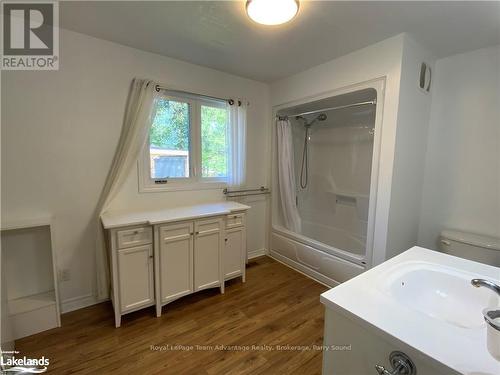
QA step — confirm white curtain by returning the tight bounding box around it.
[276,119,301,233]
[95,79,159,300]
[227,100,247,188]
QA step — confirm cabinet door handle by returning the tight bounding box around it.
[225,238,228,242]
[149,255,153,259]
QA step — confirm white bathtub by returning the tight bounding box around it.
[270,225,365,286]
[301,220,366,256]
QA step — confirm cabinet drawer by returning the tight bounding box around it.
[226,213,245,229]
[116,226,152,249]
[160,222,193,242]
[195,218,221,235]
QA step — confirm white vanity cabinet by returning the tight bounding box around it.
[155,217,224,316]
[108,225,155,327]
[224,213,246,282]
[157,221,194,304]
[117,244,155,311]
[102,202,250,328]
[193,218,223,291]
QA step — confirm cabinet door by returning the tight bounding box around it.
[194,218,222,291]
[118,244,154,312]
[224,227,245,279]
[159,222,194,303]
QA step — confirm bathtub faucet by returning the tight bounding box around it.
[471,279,500,296]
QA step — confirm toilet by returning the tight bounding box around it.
[440,229,500,267]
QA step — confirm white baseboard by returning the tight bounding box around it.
[61,293,101,314]
[248,248,267,259]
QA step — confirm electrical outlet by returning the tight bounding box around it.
[58,269,71,282]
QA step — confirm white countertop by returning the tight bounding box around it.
[321,246,500,375]
[101,201,251,229]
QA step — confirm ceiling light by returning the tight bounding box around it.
[246,0,299,26]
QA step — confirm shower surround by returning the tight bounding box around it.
[271,84,382,285]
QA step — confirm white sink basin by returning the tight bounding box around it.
[321,247,500,374]
[382,262,500,329]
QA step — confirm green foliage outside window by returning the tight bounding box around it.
[149,98,229,178]
[201,105,228,177]
[150,99,189,151]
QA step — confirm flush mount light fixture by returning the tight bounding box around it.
[246,0,300,26]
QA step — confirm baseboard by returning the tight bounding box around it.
[61,293,101,314]
[248,248,267,259]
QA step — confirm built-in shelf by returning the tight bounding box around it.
[1,216,61,340]
[325,190,369,200]
[1,215,53,231]
[324,191,370,221]
[8,290,57,316]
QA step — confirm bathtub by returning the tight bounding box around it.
[301,220,366,257]
[270,224,366,286]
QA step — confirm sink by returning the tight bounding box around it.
[382,261,500,329]
[321,247,500,374]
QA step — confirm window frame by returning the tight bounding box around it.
[138,91,229,193]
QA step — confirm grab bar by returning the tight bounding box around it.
[223,186,270,197]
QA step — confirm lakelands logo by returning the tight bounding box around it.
[1,350,49,373]
[1,1,59,70]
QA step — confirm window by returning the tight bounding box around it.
[201,104,228,178]
[150,98,191,179]
[139,91,230,191]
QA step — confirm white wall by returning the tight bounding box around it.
[1,29,270,311]
[418,45,500,249]
[271,34,405,265]
[385,36,435,258]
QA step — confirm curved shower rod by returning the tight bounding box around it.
[277,99,377,120]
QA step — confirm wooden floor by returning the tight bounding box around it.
[16,256,328,374]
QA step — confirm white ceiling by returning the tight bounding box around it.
[60,1,500,82]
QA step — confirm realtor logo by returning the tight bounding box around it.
[1,1,59,70]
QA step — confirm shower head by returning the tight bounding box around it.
[299,113,327,127]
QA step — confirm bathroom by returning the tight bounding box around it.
[1,1,499,374]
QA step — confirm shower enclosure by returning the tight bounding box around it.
[271,86,380,284]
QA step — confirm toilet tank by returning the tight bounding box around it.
[440,230,500,267]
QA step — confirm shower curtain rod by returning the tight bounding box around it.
[277,99,376,120]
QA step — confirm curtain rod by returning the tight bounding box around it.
[154,84,245,106]
[277,100,376,120]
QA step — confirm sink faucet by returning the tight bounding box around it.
[471,279,500,296]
